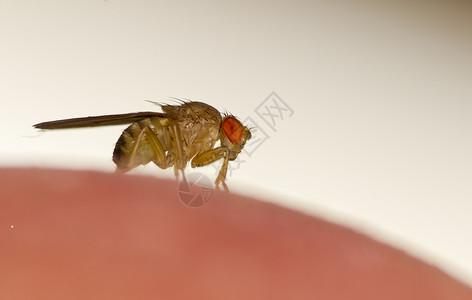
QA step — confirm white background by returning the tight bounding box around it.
[1,0,471,286]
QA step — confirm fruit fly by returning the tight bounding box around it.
[34,101,252,191]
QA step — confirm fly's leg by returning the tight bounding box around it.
[217,154,229,191]
[118,126,167,172]
[191,147,229,191]
[169,119,188,186]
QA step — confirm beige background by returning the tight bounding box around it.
[1,0,471,286]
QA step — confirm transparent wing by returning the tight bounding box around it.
[34,112,176,129]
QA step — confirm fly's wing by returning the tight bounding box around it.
[34,112,178,130]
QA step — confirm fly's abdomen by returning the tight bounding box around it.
[113,118,169,171]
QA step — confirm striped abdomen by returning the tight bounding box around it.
[112,117,171,171]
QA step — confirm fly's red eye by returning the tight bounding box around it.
[222,116,243,144]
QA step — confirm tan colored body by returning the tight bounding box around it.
[34,101,251,190]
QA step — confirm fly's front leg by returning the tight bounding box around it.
[217,154,229,191]
[191,147,229,191]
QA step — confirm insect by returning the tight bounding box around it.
[34,101,252,191]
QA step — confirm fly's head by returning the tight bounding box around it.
[220,116,252,160]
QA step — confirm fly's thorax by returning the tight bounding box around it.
[163,102,223,158]
[162,101,222,124]
[177,116,221,159]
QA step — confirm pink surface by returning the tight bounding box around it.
[1,168,471,299]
